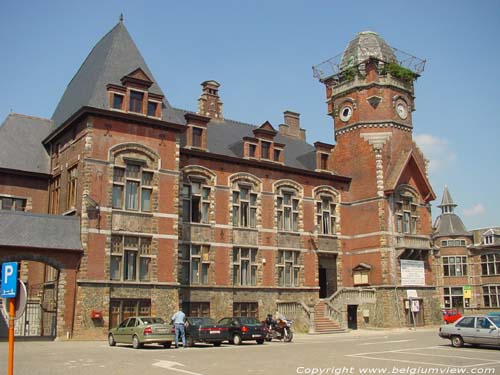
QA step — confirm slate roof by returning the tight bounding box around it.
[340,31,397,70]
[433,213,469,237]
[174,108,317,171]
[0,210,82,251]
[51,21,184,129]
[0,113,52,174]
[438,186,457,208]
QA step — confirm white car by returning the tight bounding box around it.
[439,315,500,348]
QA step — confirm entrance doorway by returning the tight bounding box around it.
[0,260,59,338]
[318,254,337,299]
[348,305,358,330]
[319,268,327,298]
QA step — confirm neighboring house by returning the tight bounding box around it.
[0,22,442,339]
[433,187,500,313]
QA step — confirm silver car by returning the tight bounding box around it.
[439,315,500,348]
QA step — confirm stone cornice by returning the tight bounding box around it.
[335,121,412,137]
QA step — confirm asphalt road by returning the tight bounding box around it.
[1,328,499,375]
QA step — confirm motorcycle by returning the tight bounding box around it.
[264,318,293,342]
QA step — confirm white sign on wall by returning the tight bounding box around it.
[400,260,425,286]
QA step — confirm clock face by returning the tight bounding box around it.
[396,102,408,120]
[339,105,353,122]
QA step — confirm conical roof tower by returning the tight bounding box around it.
[51,19,184,128]
[434,186,468,237]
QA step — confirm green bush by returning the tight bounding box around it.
[382,62,416,83]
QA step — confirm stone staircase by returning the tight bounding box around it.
[313,300,345,334]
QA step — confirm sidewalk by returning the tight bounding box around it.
[295,325,439,340]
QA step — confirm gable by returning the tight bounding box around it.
[121,68,154,88]
[385,150,436,202]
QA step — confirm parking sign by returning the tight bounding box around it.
[1,262,18,298]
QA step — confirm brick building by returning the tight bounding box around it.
[1,23,444,339]
[433,186,500,314]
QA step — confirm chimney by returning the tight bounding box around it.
[197,80,223,120]
[279,110,306,141]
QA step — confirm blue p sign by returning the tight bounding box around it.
[1,262,18,298]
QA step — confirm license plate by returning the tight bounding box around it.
[252,334,261,338]
[156,328,168,333]
[210,330,220,334]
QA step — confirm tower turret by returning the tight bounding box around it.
[438,185,458,214]
[313,31,425,140]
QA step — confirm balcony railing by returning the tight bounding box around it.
[395,234,431,250]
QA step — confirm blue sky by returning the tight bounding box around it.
[1,0,499,230]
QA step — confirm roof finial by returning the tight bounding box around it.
[119,13,124,23]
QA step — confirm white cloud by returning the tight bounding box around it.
[414,133,456,174]
[463,203,486,217]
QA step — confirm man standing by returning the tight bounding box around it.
[171,308,186,348]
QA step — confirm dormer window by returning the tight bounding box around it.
[113,94,124,110]
[147,101,158,117]
[192,127,203,148]
[129,91,144,113]
[261,142,271,159]
[485,235,494,245]
[249,144,257,158]
[320,153,329,170]
[273,149,281,162]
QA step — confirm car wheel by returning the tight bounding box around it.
[213,341,222,347]
[256,339,264,345]
[108,334,116,347]
[186,336,194,347]
[451,335,464,348]
[233,334,242,345]
[132,335,142,349]
[163,342,172,349]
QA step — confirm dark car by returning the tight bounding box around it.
[185,317,227,347]
[218,316,265,345]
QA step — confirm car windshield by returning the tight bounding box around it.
[489,316,500,326]
[239,317,259,325]
[189,317,215,325]
[141,317,164,325]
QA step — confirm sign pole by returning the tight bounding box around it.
[8,297,15,375]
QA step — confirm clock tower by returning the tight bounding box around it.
[314,31,438,326]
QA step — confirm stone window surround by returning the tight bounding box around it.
[276,249,301,287]
[107,86,162,119]
[482,284,500,308]
[314,187,339,236]
[442,256,468,277]
[443,286,464,309]
[0,194,27,211]
[179,243,211,285]
[394,186,419,235]
[232,247,258,286]
[112,162,154,212]
[481,253,500,276]
[110,235,153,282]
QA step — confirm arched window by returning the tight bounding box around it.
[394,186,419,234]
[230,173,261,228]
[181,166,216,224]
[314,187,339,235]
[109,143,158,213]
[275,181,302,232]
